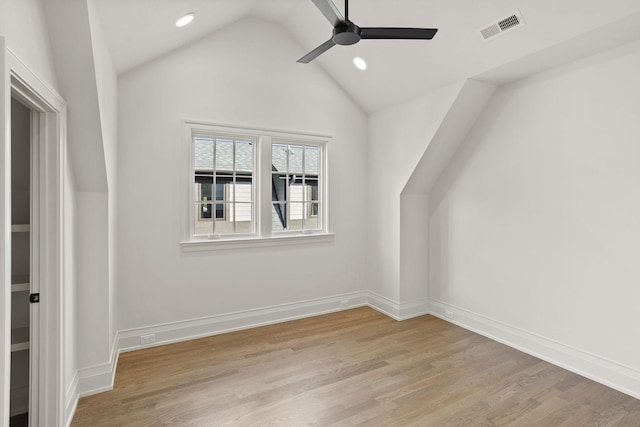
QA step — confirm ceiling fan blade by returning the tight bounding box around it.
[297,39,336,63]
[360,27,438,40]
[311,0,345,27]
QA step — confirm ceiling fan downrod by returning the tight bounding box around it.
[333,0,360,46]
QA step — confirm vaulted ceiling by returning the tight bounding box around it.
[93,0,640,112]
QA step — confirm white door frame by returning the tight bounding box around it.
[1,39,68,427]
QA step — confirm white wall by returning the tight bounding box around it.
[63,152,78,421]
[1,1,82,423]
[429,40,640,395]
[41,0,108,193]
[366,83,462,304]
[75,193,109,369]
[87,0,119,366]
[117,17,367,331]
[399,194,429,303]
[36,0,118,396]
[0,0,58,88]
[87,0,117,187]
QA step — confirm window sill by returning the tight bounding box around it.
[180,232,335,252]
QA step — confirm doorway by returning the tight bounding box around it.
[9,96,38,426]
[2,40,68,426]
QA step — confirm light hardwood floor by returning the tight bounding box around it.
[71,307,640,426]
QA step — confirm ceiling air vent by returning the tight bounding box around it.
[479,10,525,41]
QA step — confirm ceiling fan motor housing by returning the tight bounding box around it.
[333,22,361,45]
[297,0,437,63]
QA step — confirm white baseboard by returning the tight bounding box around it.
[64,372,79,427]
[429,299,640,400]
[77,335,119,397]
[118,291,369,353]
[366,292,429,320]
[399,298,430,320]
[367,292,402,319]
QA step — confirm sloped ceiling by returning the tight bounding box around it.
[93,0,640,112]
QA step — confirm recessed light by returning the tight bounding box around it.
[176,13,195,28]
[353,57,367,71]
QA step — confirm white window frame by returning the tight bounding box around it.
[191,133,257,238]
[182,121,333,251]
[270,137,325,236]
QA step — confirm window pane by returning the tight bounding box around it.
[215,139,234,170]
[198,202,213,220]
[230,202,253,221]
[216,173,233,202]
[200,137,254,235]
[197,183,212,205]
[194,203,213,235]
[271,204,285,231]
[290,184,304,203]
[304,146,319,174]
[230,203,253,233]
[215,183,224,201]
[272,144,287,172]
[214,203,233,234]
[194,138,213,170]
[272,173,287,203]
[215,202,224,219]
[235,173,253,184]
[230,181,253,206]
[289,201,304,221]
[269,143,322,233]
[305,203,319,229]
[214,203,253,234]
[304,178,319,202]
[235,140,253,172]
[194,175,213,202]
[289,145,303,173]
[289,203,304,231]
[288,174,301,189]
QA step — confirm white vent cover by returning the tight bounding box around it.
[479,10,525,41]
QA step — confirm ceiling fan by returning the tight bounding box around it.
[298,0,438,63]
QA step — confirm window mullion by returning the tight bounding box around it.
[285,146,290,231]
[321,144,326,232]
[258,136,272,238]
[301,149,306,229]
[212,139,217,236]
[232,140,236,234]
[189,134,196,240]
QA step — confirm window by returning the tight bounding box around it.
[271,143,320,232]
[185,122,329,245]
[194,136,255,236]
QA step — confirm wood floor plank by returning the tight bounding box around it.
[71,307,640,426]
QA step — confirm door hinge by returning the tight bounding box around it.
[29,293,40,303]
